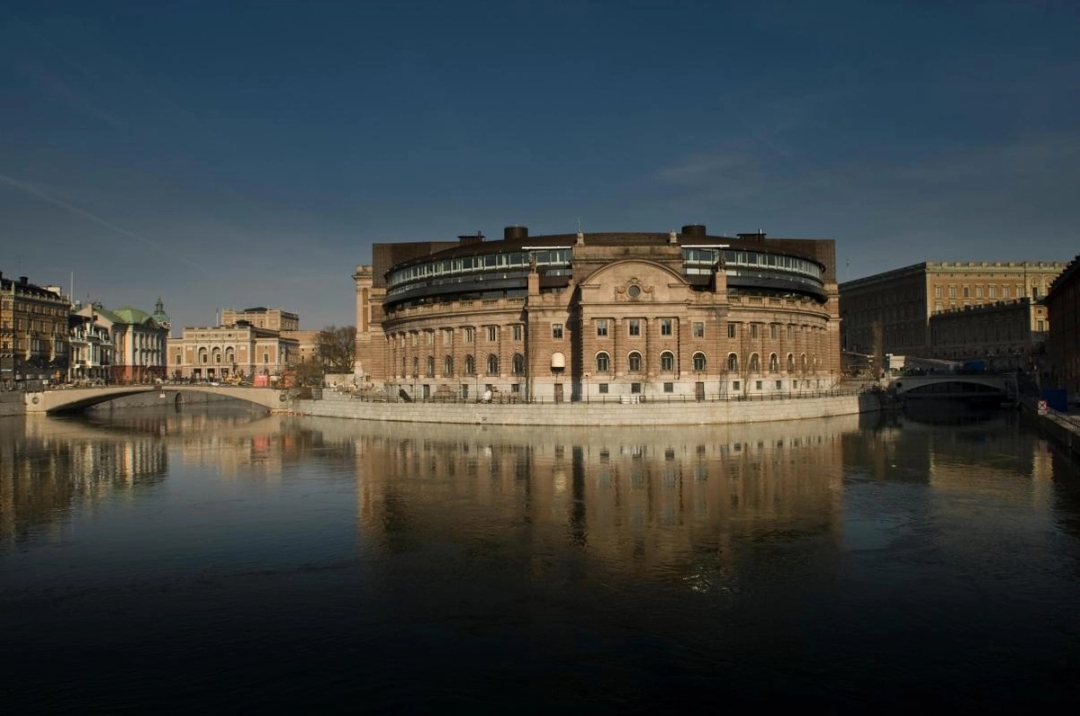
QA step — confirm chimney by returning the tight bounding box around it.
[20,276,28,285]
[504,226,528,241]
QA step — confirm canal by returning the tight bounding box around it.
[2,404,1079,711]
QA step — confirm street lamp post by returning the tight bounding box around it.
[584,373,589,403]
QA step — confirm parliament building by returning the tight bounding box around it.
[353,225,841,403]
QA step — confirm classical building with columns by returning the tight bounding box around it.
[354,225,840,403]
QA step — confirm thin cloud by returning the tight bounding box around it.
[0,172,209,274]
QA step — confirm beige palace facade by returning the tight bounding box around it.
[840,261,1066,359]
[354,225,841,403]
[168,324,298,381]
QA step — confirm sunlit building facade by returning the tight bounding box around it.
[355,225,841,402]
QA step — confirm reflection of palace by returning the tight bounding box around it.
[343,418,855,580]
[0,418,167,542]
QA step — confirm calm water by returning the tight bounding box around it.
[2,404,1080,712]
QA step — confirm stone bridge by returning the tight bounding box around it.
[23,385,286,414]
[890,373,1014,401]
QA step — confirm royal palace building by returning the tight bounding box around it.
[354,225,841,403]
[840,261,1066,362]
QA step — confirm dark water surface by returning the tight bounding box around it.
[2,405,1080,712]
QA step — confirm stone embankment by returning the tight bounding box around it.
[1023,403,1080,462]
[0,391,23,418]
[293,391,882,426]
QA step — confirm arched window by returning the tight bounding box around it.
[444,355,453,376]
[660,351,674,372]
[512,353,525,376]
[749,353,760,373]
[225,348,235,364]
[693,352,707,372]
[769,353,779,373]
[628,351,642,373]
[801,353,808,371]
[487,354,499,375]
[213,348,222,364]
[426,356,434,377]
[464,354,475,375]
[199,348,208,364]
[727,353,738,372]
[401,356,406,376]
[787,353,795,372]
[412,356,419,376]
[596,352,610,373]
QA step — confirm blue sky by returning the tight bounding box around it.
[2,0,1078,332]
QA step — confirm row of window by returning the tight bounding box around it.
[399,351,818,377]
[388,247,824,291]
[397,321,823,345]
[933,284,1041,300]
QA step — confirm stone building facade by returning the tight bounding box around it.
[168,324,298,381]
[1045,255,1080,396]
[0,271,72,384]
[354,225,841,402]
[840,261,1067,359]
[929,298,1048,368]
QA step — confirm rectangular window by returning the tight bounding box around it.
[975,286,983,298]
[487,326,497,342]
[552,324,563,339]
[631,382,641,394]
[934,286,943,298]
[963,286,970,298]
[596,319,608,337]
[755,380,762,390]
[750,324,759,339]
[628,319,641,336]
[989,285,997,298]
[660,318,672,336]
[442,329,453,345]
[664,382,674,393]
[1037,320,1044,331]
[426,330,434,345]
[732,380,741,392]
[793,380,799,388]
[598,383,609,394]
[949,286,957,298]
[770,324,778,339]
[728,323,737,339]
[411,333,418,347]
[934,301,943,312]
[775,380,782,390]
[1002,286,1009,299]
[693,322,704,338]
[512,325,523,341]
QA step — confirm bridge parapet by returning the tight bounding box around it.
[26,386,285,414]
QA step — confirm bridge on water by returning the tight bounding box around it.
[890,373,1015,402]
[22,385,287,414]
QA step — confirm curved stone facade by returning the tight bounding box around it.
[355,225,841,403]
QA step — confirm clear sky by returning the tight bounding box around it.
[2,0,1078,333]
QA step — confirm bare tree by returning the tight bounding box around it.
[317,325,357,373]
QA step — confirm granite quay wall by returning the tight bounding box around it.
[1022,402,1080,463]
[0,392,24,418]
[291,391,881,426]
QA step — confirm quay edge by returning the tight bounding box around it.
[286,392,883,427]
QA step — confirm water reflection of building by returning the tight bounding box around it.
[343,418,855,582]
[0,417,167,543]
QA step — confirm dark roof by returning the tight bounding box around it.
[1046,254,1080,300]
